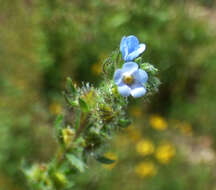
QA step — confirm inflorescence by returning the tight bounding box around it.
[23,35,160,190]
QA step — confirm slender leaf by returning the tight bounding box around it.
[79,98,89,112]
[66,77,76,94]
[75,109,81,130]
[66,154,86,172]
[55,115,64,132]
[95,156,115,165]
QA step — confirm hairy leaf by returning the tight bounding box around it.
[66,154,86,172]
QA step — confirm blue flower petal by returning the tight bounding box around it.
[133,69,148,84]
[122,62,138,74]
[130,86,146,98]
[118,85,131,97]
[126,35,139,53]
[125,43,146,61]
[130,80,142,89]
[114,69,123,85]
[121,35,143,61]
[120,36,127,59]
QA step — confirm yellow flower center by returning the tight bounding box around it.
[123,74,134,85]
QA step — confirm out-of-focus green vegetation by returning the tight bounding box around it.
[0,0,216,189]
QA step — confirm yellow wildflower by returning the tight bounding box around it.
[149,115,167,131]
[136,139,155,156]
[135,161,157,178]
[155,143,176,164]
[102,152,118,170]
[49,103,62,115]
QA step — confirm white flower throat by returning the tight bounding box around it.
[123,74,134,85]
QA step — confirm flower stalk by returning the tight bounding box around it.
[23,35,160,190]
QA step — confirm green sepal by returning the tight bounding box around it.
[134,57,142,64]
[69,100,79,107]
[79,98,89,112]
[66,77,76,95]
[140,62,158,75]
[63,91,79,107]
[74,136,86,147]
[102,50,120,78]
[146,76,161,94]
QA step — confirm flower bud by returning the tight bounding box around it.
[54,172,68,187]
[62,127,75,148]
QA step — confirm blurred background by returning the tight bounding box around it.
[1,0,216,189]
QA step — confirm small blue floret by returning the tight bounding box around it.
[114,62,148,98]
[120,35,146,62]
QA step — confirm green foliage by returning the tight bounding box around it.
[22,45,159,189]
[66,154,86,173]
[95,156,116,165]
[78,98,89,113]
[0,0,216,190]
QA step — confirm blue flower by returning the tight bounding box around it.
[120,35,146,62]
[114,62,148,98]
